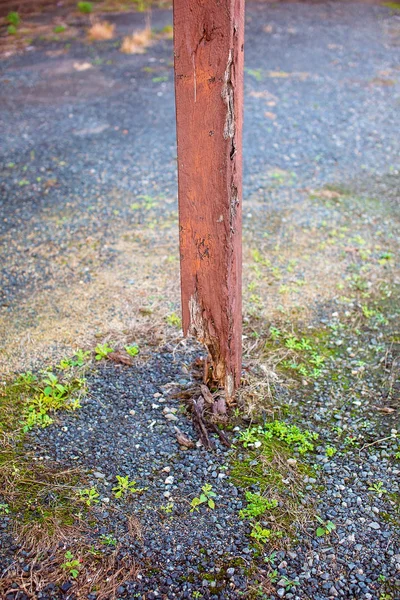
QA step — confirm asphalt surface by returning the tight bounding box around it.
[1,2,399,306]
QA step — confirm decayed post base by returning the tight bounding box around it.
[173,0,244,401]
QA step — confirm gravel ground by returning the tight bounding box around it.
[21,347,399,600]
[0,2,399,599]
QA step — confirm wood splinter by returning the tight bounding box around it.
[173,0,244,404]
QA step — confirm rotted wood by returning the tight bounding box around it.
[173,365,232,450]
[173,0,244,401]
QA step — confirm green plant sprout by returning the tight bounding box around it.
[190,483,216,511]
[0,503,10,515]
[95,343,114,360]
[125,345,139,357]
[112,475,145,499]
[250,523,283,544]
[78,487,99,506]
[99,533,117,546]
[166,313,182,328]
[368,482,387,495]
[239,421,318,454]
[6,11,20,26]
[58,349,90,370]
[316,516,336,537]
[239,492,278,520]
[77,2,93,14]
[20,372,84,432]
[269,326,281,340]
[325,445,337,458]
[7,11,20,33]
[264,551,277,565]
[268,569,278,583]
[61,551,81,578]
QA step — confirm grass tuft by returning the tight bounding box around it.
[121,26,152,54]
[87,20,115,41]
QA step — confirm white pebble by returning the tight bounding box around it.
[165,413,178,422]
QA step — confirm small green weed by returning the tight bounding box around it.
[269,326,281,340]
[6,12,20,27]
[239,421,318,455]
[316,516,336,537]
[245,68,263,81]
[125,345,139,357]
[268,569,278,583]
[77,1,93,13]
[53,25,67,33]
[280,576,300,590]
[61,551,81,578]
[190,483,216,512]
[78,487,99,506]
[239,491,277,520]
[58,349,90,370]
[99,533,117,546]
[19,372,85,433]
[0,503,10,515]
[95,343,114,360]
[112,475,145,499]
[166,313,182,328]
[264,551,277,564]
[268,330,328,379]
[325,445,337,458]
[368,482,387,495]
[250,523,283,544]
[344,435,358,447]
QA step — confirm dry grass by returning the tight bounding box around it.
[0,207,181,375]
[87,20,115,41]
[120,26,152,54]
[0,529,138,600]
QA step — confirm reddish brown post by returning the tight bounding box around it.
[173,0,244,399]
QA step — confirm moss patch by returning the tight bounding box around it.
[230,420,318,549]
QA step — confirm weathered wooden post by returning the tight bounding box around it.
[173,0,244,401]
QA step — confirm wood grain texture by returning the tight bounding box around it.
[173,0,244,398]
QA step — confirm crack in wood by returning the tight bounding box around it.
[188,290,226,384]
[221,49,235,141]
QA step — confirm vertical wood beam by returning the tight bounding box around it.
[173,0,244,398]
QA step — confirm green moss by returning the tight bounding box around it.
[383,2,400,10]
[230,421,317,547]
[262,325,340,383]
[0,360,90,534]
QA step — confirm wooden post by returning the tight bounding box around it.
[173,0,244,399]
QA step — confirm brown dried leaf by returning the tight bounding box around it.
[372,406,395,414]
[107,352,133,366]
[174,427,194,448]
[200,384,215,405]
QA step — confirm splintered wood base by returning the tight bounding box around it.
[173,0,244,399]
